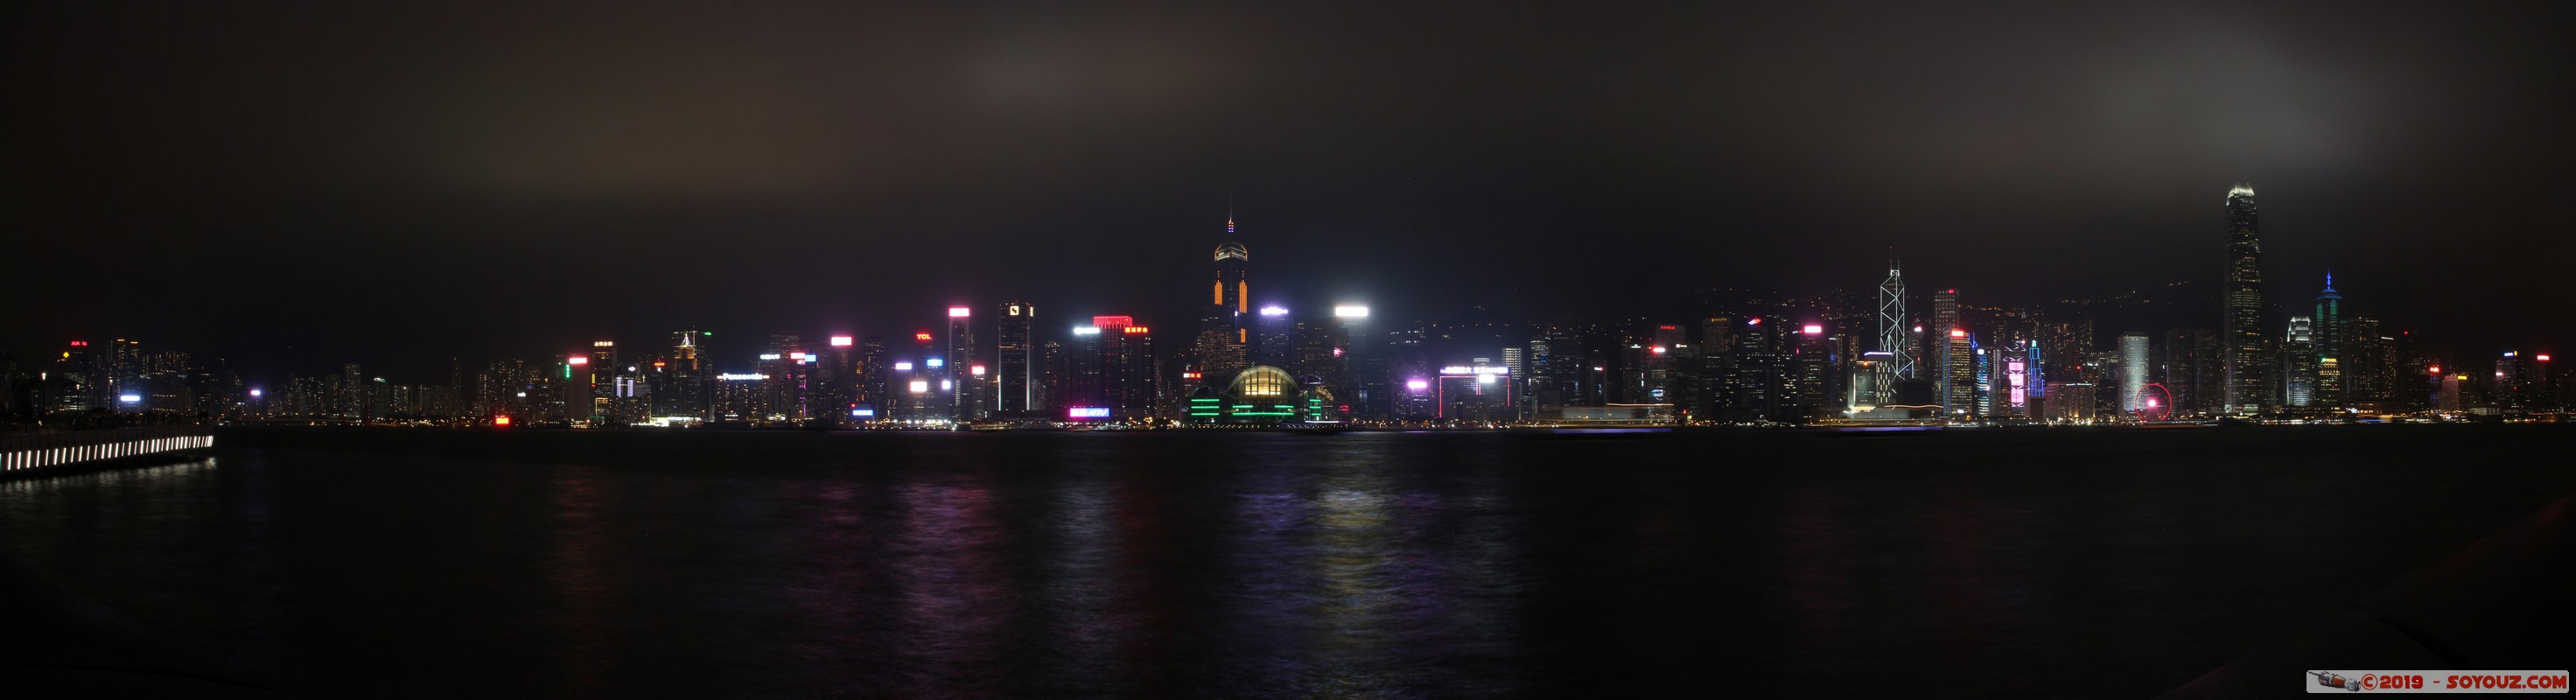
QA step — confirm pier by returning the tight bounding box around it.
[0,426,217,473]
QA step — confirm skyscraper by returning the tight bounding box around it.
[2343,316,2392,410]
[2221,183,2269,414]
[2119,332,2149,415]
[1253,305,1293,368]
[1194,216,1251,384]
[945,306,979,420]
[1932,289,1970,414]
[2313,274,2343,408]
[1876,256,1914,382]
[998,301,1034,416]
[2282,317,2316,408]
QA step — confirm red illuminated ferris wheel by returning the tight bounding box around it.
[2135,383,2174,422]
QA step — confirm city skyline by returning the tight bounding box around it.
[10,181,2564,427]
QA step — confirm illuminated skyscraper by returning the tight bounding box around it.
[2313,274,2343,408]
[1876,256,1914,381]
[945,306,978,419]
[2119,332,2149,415]
[1094,316,1158,420]
[1932,290,1970,413]
[998,301,1034,415]
[587,341,617,425]
[2342,316,2393,410]
[1253,305,1293,368]
[1194,217,1251,384]
[2282,317,2316,408]
[2221,183,2269,414]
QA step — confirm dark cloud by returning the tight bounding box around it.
[5,1,2571,377]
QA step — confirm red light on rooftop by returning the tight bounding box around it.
[1659,325,1676,330]
[69,340,88,346]
[2428,366,2441,374]
[1092,315,1133,329]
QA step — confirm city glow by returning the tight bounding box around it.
[948,307,971,318]
[593,340,614,347]
[914,332,934,341]
[1092,315,1133,328]
[1651,346,1668,354]
[758,354,781,360]
[2540,354,2553,361]
[1260,306,1288,316]
[970,365,986,376]
[1334,305,1369,318]
[568,356,589,365]
[893,361,914,370]
[248,388,262,397]
[908,381,929,393]
[718,373,768,381]
[1073,326,1100,335]
[1067,407,1111,418]
[790,352,808,360]
[119,394,142,403]
[494,416,511,426]
[1748,318,1761,326]
[927,358,943,368]
[1440,366,1508,374]
[1950,328,1967,338]
[940,380,952,390]
[851,409,875,417]
[830,336,853,346]
[1802,324,1823,335]
[1406,379,1430,390]
[1124,326,1150,334]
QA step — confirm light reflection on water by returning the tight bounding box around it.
[0,428,2572,698]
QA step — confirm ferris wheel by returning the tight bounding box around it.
[2135,383,2174,422]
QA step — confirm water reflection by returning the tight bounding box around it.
[8,429,2558,697]
[891,468,1012,697]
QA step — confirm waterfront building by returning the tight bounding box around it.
[1435,362,1515,422]
[1794,322,1839,421]
[945,306,978,420]
[2282,317,2316,408]
[998,301,1034,416]
[2119,332,2150,414]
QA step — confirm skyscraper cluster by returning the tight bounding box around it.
[5,185,2566,429]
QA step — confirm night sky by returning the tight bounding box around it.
[8,1,2572,378]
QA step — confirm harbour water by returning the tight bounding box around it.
[2,426,2570,697]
